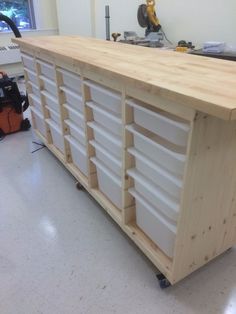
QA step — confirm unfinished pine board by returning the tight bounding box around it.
[15,36,236,285]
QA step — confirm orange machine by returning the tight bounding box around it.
[0,72,30,139]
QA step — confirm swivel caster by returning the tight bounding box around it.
[76,182,84,190]
[156,273,171,289]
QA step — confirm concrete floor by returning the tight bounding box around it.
[1,129,236,314]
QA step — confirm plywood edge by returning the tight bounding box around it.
[124,223,173,283]
[90,189,122,225]
[172,113,236,283]
[230,108,236,121]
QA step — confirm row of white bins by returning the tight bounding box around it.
[46,119,64,154]
[65,135,88,176]
[86,82,122,208]
[84,80,121,115]
[60,77,88,175]
[31,107,46,138]
[129,187,177,258]
[22,54,55,80]
[57,68,82,94]
[127,98,190,148]
[126,99,189,258]
[29,94,42,113]
[60,86,83,112]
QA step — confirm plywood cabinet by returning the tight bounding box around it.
[14,36,236,285]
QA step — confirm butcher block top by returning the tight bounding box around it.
[13,36,236,121]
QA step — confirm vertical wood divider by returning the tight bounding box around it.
[34,55,51,143]
[121,91,135,225]
[81,78,97,188]
[23,68,37,130]
[53,63,71,162]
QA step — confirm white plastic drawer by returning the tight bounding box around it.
[64,119,86,146]
[84,80,121,114]
[91,157,122,209]
[37,59,55,80]
[128,147,182,200]
[126,124,186,177]
[129,188,176,258]
[24,68,38,85]
[41,90,60,113]
[127,99,190,147]
[29,94,42,113]
[57,68,82,94]
[39,75,57,97]
[90,140,122,177]
[31,107,46,137]
[46,106,61,127]
[65,135,88,176]
[28,82,41,98]
[46,119,64,153]
[21,53,35,71]
[127,169,179,223]
[63,104,85,129]
[88,121,122,159]
[60,86,84,112]
[87,101,122,136]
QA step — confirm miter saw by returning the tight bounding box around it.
[121,1,170,48]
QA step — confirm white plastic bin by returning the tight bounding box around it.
[24,68,38,85]
[91,157,122,209]
[64,119,86,146]
[46,119,64,153]
[126,124,186,177]
[127,99,190,147]
[88,121,122,159]
[90,140,122,176]
[84,80,121,114]
[29,94,42,113]
[60,86,84,112]
[65,135,88,176]
[87,101,122,136]
[28,82,41,98]
[21,53,35,70]
[46,106,61,127]
[129,188,176,258]
[39,75,57,97]
[57,68,82,94]
[127,169,179,223]
[128,147,182,200]
[41,90,59,113]
[63,104,85,129]
[37,59,55,80]
[31,107,46,137]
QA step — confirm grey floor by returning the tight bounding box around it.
[1,127,236,314]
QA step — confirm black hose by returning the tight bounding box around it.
[0,13,21,38]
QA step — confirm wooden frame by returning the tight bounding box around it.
[17,42,236,285]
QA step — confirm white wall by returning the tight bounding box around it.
[33,0,58,31]
[158,0,236,46]
[56,0,93,36]
[57,0,236,47]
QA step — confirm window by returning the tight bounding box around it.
[0,0,35,32]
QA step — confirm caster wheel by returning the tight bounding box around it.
[76,182,84,190]
[156,273,171,289]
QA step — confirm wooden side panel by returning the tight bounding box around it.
[172,113,236,283]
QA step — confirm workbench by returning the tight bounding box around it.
[13,36,236,286]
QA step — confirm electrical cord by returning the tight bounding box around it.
[31,141,46,154]
[161,27,173,45]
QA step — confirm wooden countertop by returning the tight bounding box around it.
[13,36,236,121]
